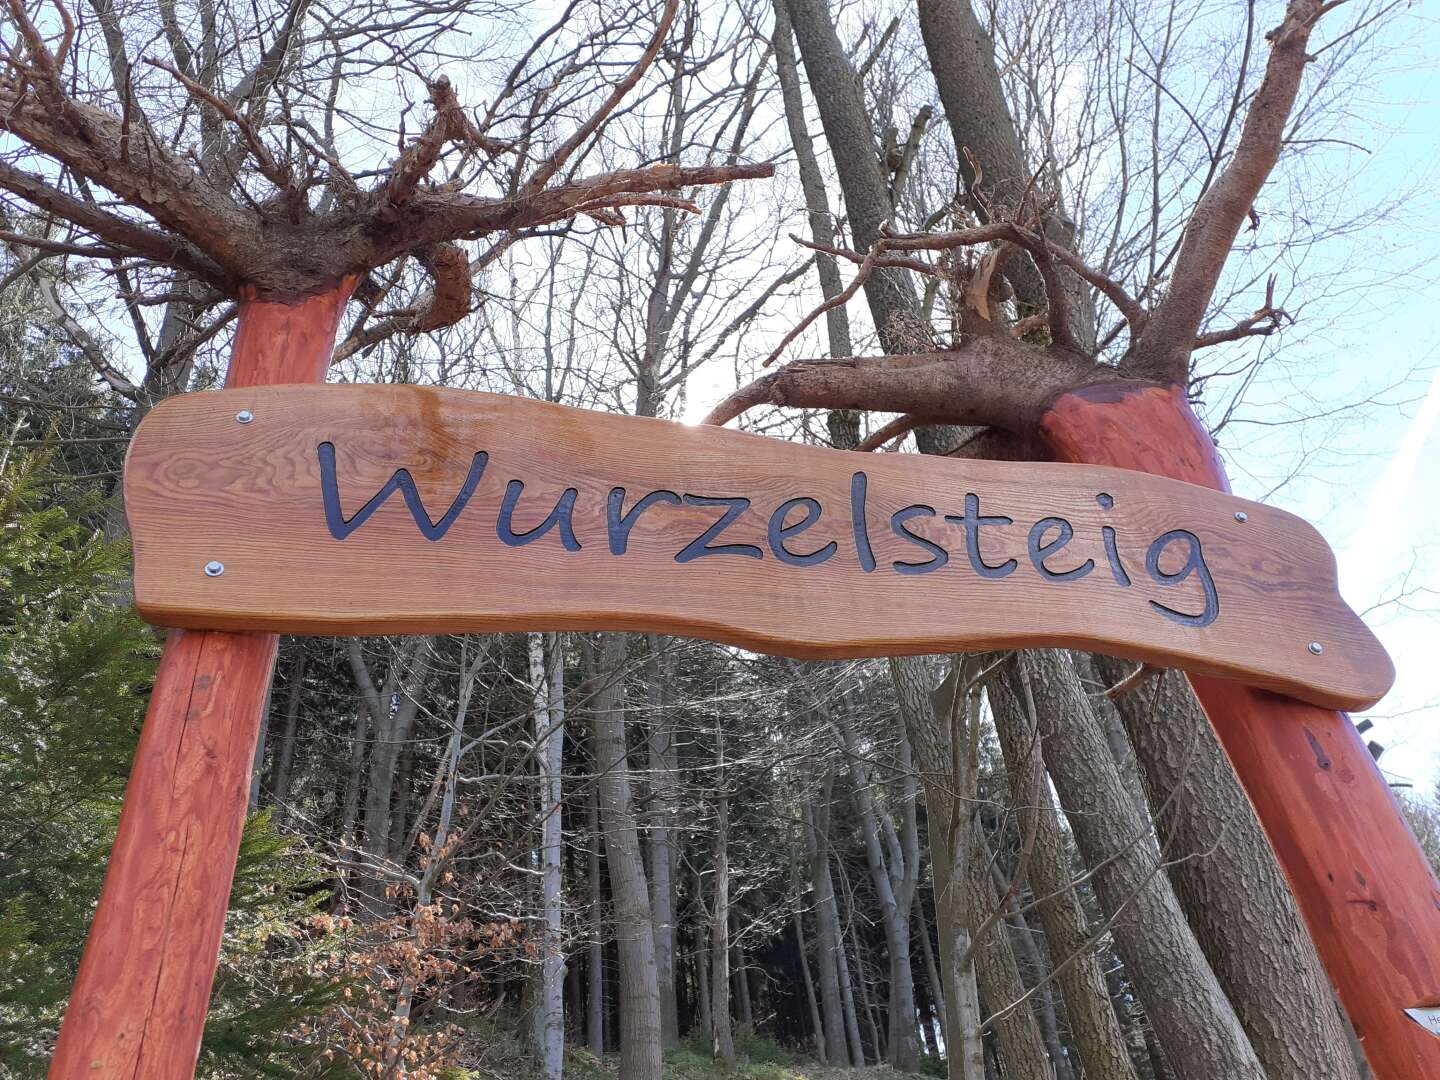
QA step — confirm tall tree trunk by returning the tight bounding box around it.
[530,633,565,1080]
[804,784,852,1065]
[587,735,606,1057]
[1000,651,1263,1078]
[264,649,306,819]
[989,668,1139,1080]
[350,638,426,912]
[890,656,985,1080]
[1085,655,1362,1080]
[695,862,714,1038]
[834,711,920,1070]
[591,633,662,1080]
[913,0,1093,345]
[784,0,925,354]
[835,908,865,1067]
[711,737,737,1072]
[987,859,1076,1080]
[850,933,882,1064]
[731,910,754,1034]
[339,699,369,893]
[645,635,681,1049]
[914,893,946,1053]
[793,906,826,1062]
[963,814,1053,1079]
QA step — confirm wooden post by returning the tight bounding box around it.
[50,281,356,1080]
[1041,382,1440,1079]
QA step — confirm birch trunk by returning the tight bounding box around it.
[711,738,737,1072]
[530,632,565,1080]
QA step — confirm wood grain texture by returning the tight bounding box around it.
[125,382,1390,711]
[1042,381,1440,1080]
[51,281,354,1080]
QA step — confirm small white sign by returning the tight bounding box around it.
[1404,1007,1440,1038]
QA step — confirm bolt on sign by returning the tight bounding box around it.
[124,384,1392,711]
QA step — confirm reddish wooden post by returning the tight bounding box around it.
[1041,383,1440,1078]
[50,280,356,1080]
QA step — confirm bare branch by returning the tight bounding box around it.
[144,57,295,195]
[523,0,680,193]
[1133,0,1330,380]
[0,162,229,283]
[1193,275,1290,348]
[702,341,1091,432]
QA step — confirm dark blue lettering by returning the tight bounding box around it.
[1145,530,1219,627]
[891,505,949,575]
[769,498,837,566]
[497,480,582,551]
[1027,517,1093,581]
[852,472,876,572]
[946,493,1017,578]
[675,496,763,563]
[319,441,487,542]
[608,487,681,555]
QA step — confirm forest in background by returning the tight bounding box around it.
[1,0,1437,1077]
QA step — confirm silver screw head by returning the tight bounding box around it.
[1308,641,1324,656]
[236,410,254,424]
[1234,511,1248,523]
[204,560,225,577]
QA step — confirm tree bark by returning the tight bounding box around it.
[711,741,737,1072]
[784,0,925,353]
[890,656,986,1080]
[695,862,714,1039]
[833,709,920,1070]
[264,649,306,821]
[1085,653,1362,1080]
[645,635,681,1048]
[803,782,853,1066]
[1000,650,1263,1078]
[989,667,1139,1080]
[591,633,662,1079]
[963,814,1052,1079]
[793,905,826,1062]
[731,910,754,1034]
[913,0,1093,346]
[530,633,565,1080]
[587,743,606,1057]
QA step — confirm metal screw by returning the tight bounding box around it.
[236,410,254,424]
[204,560,225,577]
[1234,511,1248,523]
[1308,641,1324,656]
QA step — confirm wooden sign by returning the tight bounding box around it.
[124,384,1392,710]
